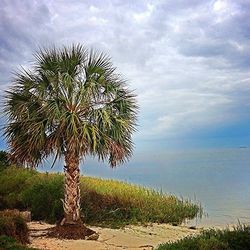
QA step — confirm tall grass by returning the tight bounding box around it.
[157,225,250,250]
[80,177,200,226]
[0,167,201,227]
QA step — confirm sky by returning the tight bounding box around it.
[1,0,250,155]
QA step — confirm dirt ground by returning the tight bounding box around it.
[28,221,200,250]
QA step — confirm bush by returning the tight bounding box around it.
[157,225,250,250]
[0,167,37,210]
[0,210,29,244]
[21,174,64,223]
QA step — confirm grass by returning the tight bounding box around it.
[0,166,201,227]
[80,177,201,227]
[157,225,250,250]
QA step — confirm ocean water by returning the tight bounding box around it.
[48,148,250,226]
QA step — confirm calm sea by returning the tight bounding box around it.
[48,148,250,227]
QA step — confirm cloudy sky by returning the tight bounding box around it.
[1,0,250,153]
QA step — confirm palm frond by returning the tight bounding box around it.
[4,44,138,168]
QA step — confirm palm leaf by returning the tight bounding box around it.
[4,44,138,167]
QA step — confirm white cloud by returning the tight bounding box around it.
[133,3,154,23]
[213,0,228,12]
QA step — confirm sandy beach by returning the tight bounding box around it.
[28,222,200,250]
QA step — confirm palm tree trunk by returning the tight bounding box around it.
[62,151,81,224]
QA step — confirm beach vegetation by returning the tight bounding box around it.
[157,225,250,250]
[0,167,200,227]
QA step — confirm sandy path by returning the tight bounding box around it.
[28,222,199,250]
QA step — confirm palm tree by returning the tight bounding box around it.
[4,44,137,229]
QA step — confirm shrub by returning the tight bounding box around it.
[21,174,64,223]
[0,167,37,210]
[0,210,29,244]
[157,225,250,250]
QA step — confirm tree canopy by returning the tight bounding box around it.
[4,44,137,168]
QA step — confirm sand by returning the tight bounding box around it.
[28,221,200,250]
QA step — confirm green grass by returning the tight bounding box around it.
[0,166,201,227]
[157,225,250,250]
